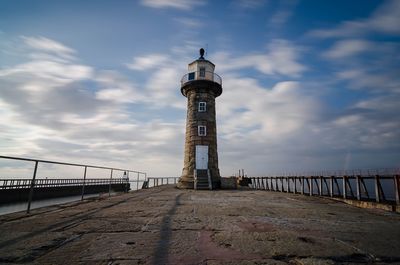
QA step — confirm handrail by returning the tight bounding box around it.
[181,71,222,86]
[0,155,145,174]
[148,177,179,188]
[0,155,147,213]
[248,174,400,207]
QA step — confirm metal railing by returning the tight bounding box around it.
[148,177,179,188]
[181,71,222,86]
[0,155,146,213]
[248,168,400,206]
[0,178,128,189]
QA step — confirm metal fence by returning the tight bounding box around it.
[0,155,146,213]
[147,177,179,188]
[248,168,400,205]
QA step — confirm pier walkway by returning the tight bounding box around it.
[0,185,399,264]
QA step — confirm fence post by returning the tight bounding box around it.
[301,176,304,194]
[81,166,87,200]
[286,177,290,193]
[395,175,400,205]
[375,175,380,203]
[125,171,129,193]
[27,161,39,214]
[319,176,323,196]
[329,176,333,197]
[356,175,361,201]
[309,177,313,196]
[137,172,139,191]
[109,169,113,197]
[293,177,296,194]
[343,176,347,199]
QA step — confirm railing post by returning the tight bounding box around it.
[137,172,139,191]
[27,161,39,214]
[356,175,361,201]
[109,169,113,197]
[286,177,289,193]
[375,175,380,203]
[343,175,347,199]
[319,176,323,196]
[309,177,313,196]
[81,166,87,200]
[125,171,129,193]
[395,175,400,205]
[293,177,296,194]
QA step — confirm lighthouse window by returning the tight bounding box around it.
[199,67,205,77]
[198,125,206,136]
[198,102,206,112]
[188,72,195,80]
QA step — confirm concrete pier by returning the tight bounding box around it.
[0,186,399,264]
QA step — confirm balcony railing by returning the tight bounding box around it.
[181,71,222,86]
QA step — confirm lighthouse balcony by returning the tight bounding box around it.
[181,71,222,87]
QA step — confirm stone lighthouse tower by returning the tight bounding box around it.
[177,48,222,190]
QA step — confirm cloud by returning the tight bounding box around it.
[174,17,203,28]
[218,77,319,144]
[126,54,169,71]
[95,71,146,103]
[0,36,186,177]
[234,0,267,9]
[140,0,206,10]
[269,0,298,27]
[309,0,400,38]
[21,36,76,60]
[1,34,399,178]
[323,39,373,59]
[322,39,400,93]
[214,39,306,77]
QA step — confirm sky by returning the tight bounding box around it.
[0,0,399,178]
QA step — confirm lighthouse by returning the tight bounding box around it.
[177,48,222,190]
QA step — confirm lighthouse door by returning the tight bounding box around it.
[195,145,208,170]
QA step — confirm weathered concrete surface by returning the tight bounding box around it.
[0,186,399,265]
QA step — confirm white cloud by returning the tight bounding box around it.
[324,39,400,93]
[126,54,169,71]
[214,39,306,77]
[95,71,146,103]
[268,0,298,27]
[21,36,76,60]
[219,77,318,141]
[309,0,400,38]
[0,61,93,88]
[323,39,373,59]
[140,0,206,10]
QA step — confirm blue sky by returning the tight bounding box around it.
[0,0,399,177]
